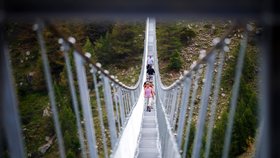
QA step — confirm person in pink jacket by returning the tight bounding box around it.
[144,82,155,112]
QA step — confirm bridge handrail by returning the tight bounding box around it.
[10,18,148,158]
[153,20,256,158]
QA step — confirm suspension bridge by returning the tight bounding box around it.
[0,17,268,158]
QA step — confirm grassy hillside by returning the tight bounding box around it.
[156,20,231,85]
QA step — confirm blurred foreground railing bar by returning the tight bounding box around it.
[222,32,248,158]
[1,27,26,158]
[35,21,66,158]
[204,48,226,158]
[182,69,201,158]
[74,52,99,158]
[255,26,270,158]
[192,53,216,158]
[176,76,191,147]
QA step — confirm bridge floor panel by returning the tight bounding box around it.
[135,108,161,158]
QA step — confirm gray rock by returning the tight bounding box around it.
[38,136,55,154]
[39,144,51,154]
[43,106,51,117]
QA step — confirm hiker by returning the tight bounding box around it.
[146,64,152,70]
[148,82,155,109]
[144,82,153,112]
[147,55,154,68]
[146,66,155,81]
[150,82,155,97]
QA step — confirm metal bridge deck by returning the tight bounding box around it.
[135,108,160,158]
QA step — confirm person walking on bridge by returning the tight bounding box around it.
[144,82,153,112]
[146,66,155,81]
[147,55,154,68]
[149,82,155,109]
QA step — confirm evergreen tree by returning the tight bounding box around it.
[168,50,183,70]
[83,37,96,60]
[86,21,113,44]
[93,22,144,67]
[94,33,113,65]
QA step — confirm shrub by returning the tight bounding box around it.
[179,27,196,44]
[157,23,183,60]
[210,111,228,157]
[168,51,183,71]
[82,37,95,60]
[66,150,75,158]
[93,22,144,68]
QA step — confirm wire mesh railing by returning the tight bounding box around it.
[153,19,263,158]
[1,18,147,158]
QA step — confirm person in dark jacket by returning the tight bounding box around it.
[146,66,155,81]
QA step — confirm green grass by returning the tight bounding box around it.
[19,93,55,156]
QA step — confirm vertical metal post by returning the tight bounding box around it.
[92,69,109,158]
[35,21,66,158]
[0,22,26,158]
[172,87,182,131]
[74,52,98,158]
[118,88,125,126]
[137,87,140,100]
[125,91,129,116]
[130,92,133,111]
[123,91,128,116]
[127,92,132,113]
[177,77,192,146]
[113,86,121,134]
[102,76,118,148]
[0,125,2,158]
[62,42,86,158]
[204,50,226,158]
[127,92,131,114]
[192,53,216,158]
[166,92,172,115]
[164,92,169,113]
[182,68,202,158]
[162,92,167,109]
[255,24,270,158]
[222,33,248,158]
[131,91,135,107]
[170,88,178,127]
[124,92,128,114]
[130,92,133,110]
